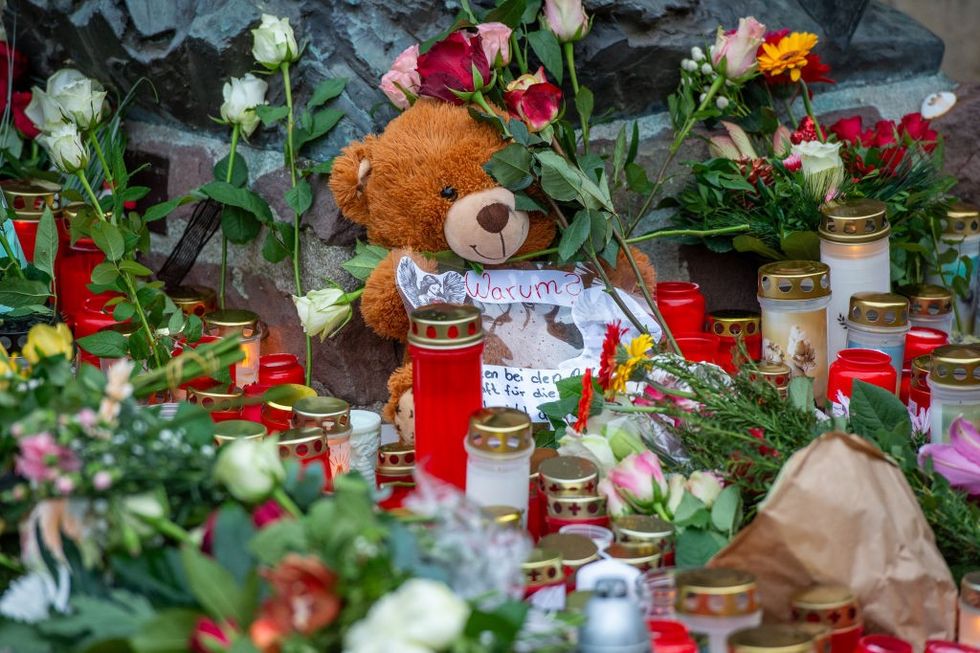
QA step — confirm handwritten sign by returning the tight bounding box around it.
[464,269,584,307]
[482,364,585,422]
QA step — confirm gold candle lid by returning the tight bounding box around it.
[205,309,259,329]
[1,178,60,217]
[530,447,559,481]
[604,542,662,569]
[482,505,523,528]
[847,292,910,328]
[538,456,598,496]
[791,584,861,630]
[942,202,980,236]
[758,260,830,300]
[188,384,244,410]
[213,419,267,444]
[293,396,351,437]
[264,384,317,412]
[467,407,532,457]
[961,571,980,610]
[521,548,564,589]
[377,442,415,476]
[276,427,327,460]
[930,345,980,388]
[748,362,792,389]
[546,494,606,520]
[169,285,217,316]
[539,533,599,566]
[818,199,889,243]
[899,284,953,317]
[675,568,758,617]
[707,310,761,339]
[407,304,483,349]
[613,514,674,543]
[728,626,816,653]
[911,355,931,389]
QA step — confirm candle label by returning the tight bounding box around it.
[762,308,828,402]
[396,257,663,421]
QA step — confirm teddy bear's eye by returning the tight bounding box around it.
[440,186,458,200]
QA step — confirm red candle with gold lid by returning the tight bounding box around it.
[376,442,415,510]
[0,178,61,263]
[261,383,316,434]
[791,584,863,653]
[537,455,598,496]
[707,310,762,373]
[827,349,897,412]
[276,427,330,478]
[544,494,609,533]
[293,396,351,490]
[521,547,565,600]
[169,285,217,318]
[187,384,244,423]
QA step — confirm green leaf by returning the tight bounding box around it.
[113,301,136,322]
[167,309,185,335]
[307,78,348,109]
[221,206,262,244]
[77,329,128,358]
[310,159,334,175]
[261,231,290,263]
[626,121,640,165]
[788,376,813,412]
[185,314,203,342]
[672,492,709,528]
[733,234,782,260]
[625,162,653,194]
[612,126,627,183]
[0,277,51,308]
[780,231,820,261]
[119,260,153,277]
[521,0,542,24]
[0,621,48,653]
[527,30,562,84]
[180,544,243,623]
[849,380,911,439]
[130,609,200,653]
[256,104,288,126]
[574,85,594,127]
[514,192,546,213]
[214,155,250,188]
[91,262,120,286]
[248,519,308,566]
[675,528,728,567]
[213,504,257,584]
[285,179,313,215]
[33,206,59,279]
[144,195,195,222]
[484,0,528,27]
[91,221,126,261]
[341,241,389,281]
[484,143,533,191]
[558,210,592,261]
[710,486,742,533]
[200,181,273,223]
[508,119,532,147]
[294,108,344,150]
[536,151,612,211]
[589,210,610,250]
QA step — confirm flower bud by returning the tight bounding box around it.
[686,471,724,508]
[251,14,299,69]
[292,287,355,341]
[380,44,421,110]
[543,0,590,43]
[214,438,285,503]
[38,122,89,173]
[220,74,268,137]
[476,22,512,67]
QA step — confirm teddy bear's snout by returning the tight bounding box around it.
[476,202,511,233]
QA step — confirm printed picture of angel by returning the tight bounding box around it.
[395,257,467,309]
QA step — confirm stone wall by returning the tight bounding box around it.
[9,0,973,407]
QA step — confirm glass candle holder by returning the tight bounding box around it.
[909,355,932,423]
[790,584,863,653]
[261,383,316,435]
[728,626,817,653]
[959,572,980,648]
[707,310,762,373]
[559,524,614,551]
[926,203,980,334]
[171,335,237,401]
[904,326,949,368]
[819,199,891,361]
[169,285,217,318]
[927,345,980,443]
[408,304,484,489]
[94,322,140,372]
[758,261,832,404]
[73,296,123,367]
[57,236,107,323]
[613,514,674,567]
[545,494,608,533]
[1,178,61,264]
[845,292,910,390]
[259,353,305,387]
[349,410,382,485]
[538,533,599,591]
[213,419,267,446]
[647,619,698,653]
[204,309,263,387]
[188,384,244,423]
[858,635,913,653]
[828,349,897,412]
[276,427,329,476]
[521,548,566,600]
[901,284,955,336]
[529,448,559,541]
[603,542,662,573]
[293,396,351,487]
[747,361,792,399]
[538,456,599,496]
[656,282,707,334]
[376,442,415,510]
[464,407,534,519]
[674,568,762,653]
[674,331,721,365]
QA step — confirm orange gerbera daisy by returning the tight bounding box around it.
[757,32,818,82]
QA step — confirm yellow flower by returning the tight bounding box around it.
[0,343,16,388]
[757,32,818,82]
[22,323,74,365]
[609,334,654,395]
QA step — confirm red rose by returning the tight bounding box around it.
[253,554,341,649]
[189,617,233,653]
[10,91,40,140]
[871,120,897,148]
[899,112,938,152]
[504,67,562,132]
[878,146,907,174]
[417,31,491,104]
[0,43,28,85]
[829,115,864,144]
[252,499,287,528]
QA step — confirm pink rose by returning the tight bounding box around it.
[686,471,724,508]
[598,478,631,518]
[189,617,233,653]
[476,22,512,67]
[16,433,80,483]
[543,0,590,43]
[380,44,421,109]
[711,16,766,79]
[504,67,562,132]
[608,451,668,511]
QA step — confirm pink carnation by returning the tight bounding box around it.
[16,433,80,483]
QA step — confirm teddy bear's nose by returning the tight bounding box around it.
[476,202,510,234]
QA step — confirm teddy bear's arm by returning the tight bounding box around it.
[361,252,413,341]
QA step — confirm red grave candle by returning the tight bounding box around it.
[656,282,706,334]
[674,331,721,365]
[827,349,897,409]
[259,352,305,386]
[57,236,108,323]
[706,310,763,373]
[904,325,948,366]
[376,442,415,510]
[408,304,484,490]
[73,296,124,367]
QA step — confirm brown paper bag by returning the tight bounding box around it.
[710,432,957,649]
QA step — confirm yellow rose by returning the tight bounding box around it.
[23,323,74,365]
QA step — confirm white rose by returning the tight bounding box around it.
[791,140,843,176]
[119,492,168,538]
[213,438,285,503]
[220,74,268,137]
[292,288,353,341]
[24,89,65,133]
[45,69,108,130]
[666,473,686,516]
[38,122,89,173]
[686,471,724,508]
[251,14,299,69]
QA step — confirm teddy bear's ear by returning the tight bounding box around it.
[328,135,377,225]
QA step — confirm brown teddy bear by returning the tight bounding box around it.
[330,99,656,441]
